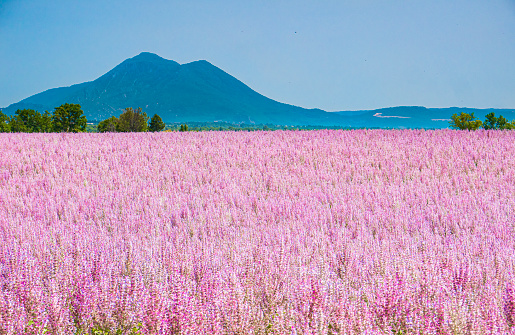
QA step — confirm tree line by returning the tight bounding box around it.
[0,104,166,133]
[449,112,515,130]
[0,103,87,133]
[97,107,165,132]
[2,105,514,132]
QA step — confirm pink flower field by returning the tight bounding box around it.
[1,130,515,334]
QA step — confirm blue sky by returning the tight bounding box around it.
[1,0,515,111]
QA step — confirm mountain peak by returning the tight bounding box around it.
[131,52,165,61]
[2,52,351,126]
[183,59,216,68]
[123,52,180,67]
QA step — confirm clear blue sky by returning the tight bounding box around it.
[1,0,515,111]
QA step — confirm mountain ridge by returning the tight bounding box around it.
[2,52,514,128]
[3,52,344,125]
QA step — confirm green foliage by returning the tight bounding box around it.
[7,109,53,133]
[483,112,515,130]
[179,124,188,132]
[52,103,87,132]
[13,109,37,132]
[0,108,82,133]
[483,112,497,130]
[117,107,149,132]
[149,114,165,132]
[449,112,482,130]
[8,115,28,132]
[10,109,32,132]
[39,111,54,132]
[97,116,119,133]
[97,110,160,133]
[449,111,515,131]
[86,123,98,133]
[0,110,10,132]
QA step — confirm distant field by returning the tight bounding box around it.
[1,130,515,334]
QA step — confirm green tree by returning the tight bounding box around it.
[97,116,119,132]
[9,109,43,132]
[52,103,87,132]
[0,110,10,133]
[39,111,53,132]
[449,112,482,130]
[117,107,149,132]
[8,115,26,132]
[179,124,188,132]
[0,109,52,133]
[497,115,508,129]
[483,112,498,130]
[149,114,165,132]
[18,109,39,132]
[483,112,515,130]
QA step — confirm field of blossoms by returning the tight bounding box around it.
[1,130,515,334]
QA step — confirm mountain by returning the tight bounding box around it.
[2,52,514,128]
[1,52,350,126]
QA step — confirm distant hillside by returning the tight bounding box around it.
[335,106,515,129]
[1,52,349,126]
[2,53,513,128]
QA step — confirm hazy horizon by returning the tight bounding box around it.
[1,0,515,111]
